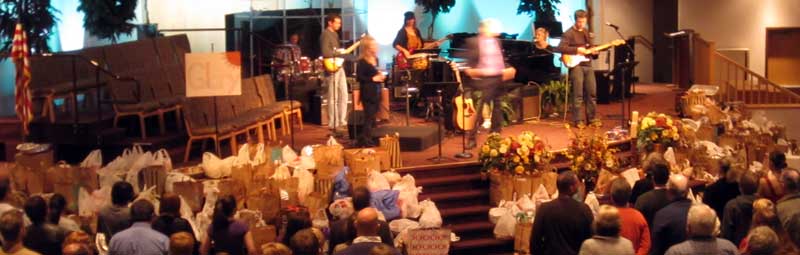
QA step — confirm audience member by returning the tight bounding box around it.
[63,231,92,253]
[0,174,29,230]
[368,244,396,255]
[97,181,133,239]
[152,193,196,246]
[630,153,664,204]
[703,158,740,218]
[333,208,400,255]
[650,174,692,255]
[578,205,635,255]
[777,168,800,247]
[740,198,799,254]
[742,226,779,255]
[290,229,320,255]
[664,204,737,255]
[329,187,393,252]
[309,227,326,255]
[634,161,671,227]
[261,242,292,255]
[610,178,650,255]
[62,243,91,255]
[0,211,40,255]
[758,151,787,202]
[170,232,196,255]
[530,171,593,255]
[722,170,758,245]
[281,208,311,245]
[23,195,68,255]
[199,195,256,255]
[108,200,169,255]
[47,194,81,232]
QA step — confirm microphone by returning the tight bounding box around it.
[605,22,619,30]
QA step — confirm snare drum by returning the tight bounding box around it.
[312,57,324,75]
[298,57,311,73]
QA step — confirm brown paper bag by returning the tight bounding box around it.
[594,169,619,195]
[218,179,247,209]
[313,145,344,176]
[271,177,299,207]
[489,172,514,206]
[513,176,534,198]
[45,162,75,194]
[540,171,558,196]
[139,166,167,195]
[350,156,380,176]
[52,183,79,212]
[349,175,369,190]
[303,192,329,215]
[173,181,204,213]
[374,149,391,171]
[251,225,277,248]
[514,222,534,254]
[247,192,281,224]
[5,163,26,193]
[76,167,99,192]
[314,176,335,200]
[231,164,255,195]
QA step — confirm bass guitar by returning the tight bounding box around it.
[395,34,453,69]
[323,33,367,73]
[451,62,477,131]
[561,39,626,68]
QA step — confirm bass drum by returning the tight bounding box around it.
[410,55,429,71]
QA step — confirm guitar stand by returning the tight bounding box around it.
[455,86,473,159]
[427,89,456,163]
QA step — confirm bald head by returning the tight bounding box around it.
[782,168,800,193]
[355,208,379,237]
[557,171,579,196]
[687,204,718,238]
[62,243,91,255]
[667,174,689,198]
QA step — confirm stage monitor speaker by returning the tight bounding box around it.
[347,110,366,140]
[372,125,439,152]
[309,95,328,126]
[521,85,541,120]
[596,70,611,104]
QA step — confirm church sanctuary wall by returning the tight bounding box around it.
[678,0,800,77]
[591,0,654,83]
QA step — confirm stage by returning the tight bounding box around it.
[271,83,677,167]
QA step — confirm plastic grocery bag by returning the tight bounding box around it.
[418,199,442,228]
[368,170,391,192]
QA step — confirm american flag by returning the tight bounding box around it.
[11,22,32,136]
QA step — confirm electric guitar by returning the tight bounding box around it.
[561,39,626,68]
[451,62,477,131]
[395,34,453,69]
[323,33,367,73]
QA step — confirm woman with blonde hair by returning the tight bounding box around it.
[355,35,385,147]
[738,198,799,254]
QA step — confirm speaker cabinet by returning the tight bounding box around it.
[521,85,541,121]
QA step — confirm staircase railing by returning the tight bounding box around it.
[713,51,800,107]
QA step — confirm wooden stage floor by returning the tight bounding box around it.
[273,83,678,168]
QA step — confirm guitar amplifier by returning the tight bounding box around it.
[521,85,541,121]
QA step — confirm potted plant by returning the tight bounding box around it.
[77,0,138,43]
[414,0,455,40]
[563,122,620,192]
[540,80,567,118]
[0,0,58,54]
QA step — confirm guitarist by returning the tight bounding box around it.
[393,12,424,63]
[559,9,598,126]
[320,13,348,132]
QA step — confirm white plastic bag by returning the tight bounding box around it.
[165,172,194,193]
[620,168,640,188]
[153,149,174,171]
[271,164,292,180]
[532,184,551,207]
[329,198,354,220]
[80,149,103,169]
[382,170,402,188]
[126,151,154,193]
[136,186,161,212]
[293,168,314,203]
[585,192,600,218]
[517,194,535,213]
[489,200,513,225]
[418,199,442,228]
[393,175,422,219]
[311,209,330,230]
[78,188,93,216]
[389,219,420,234]
[201,152,234,179]
[493,209,516,239]
[368,170,391,192]
[282,145,299,165]
[234,143,266,166]
[326,136,341,146]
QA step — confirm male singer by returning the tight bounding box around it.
[320,13,348,132]
[559,9,598,125]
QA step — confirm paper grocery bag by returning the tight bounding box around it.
[247,191,281,224]
[313,145,344,176]
[231,164,255,195]
[173,181,204,213]
[218,179,247,209]
[514,222,534,254]
[251,225,278,249]
[513,176,534,198]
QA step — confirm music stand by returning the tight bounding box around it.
[422,82,459,163]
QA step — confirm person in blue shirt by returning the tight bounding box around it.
[108,200,169,255]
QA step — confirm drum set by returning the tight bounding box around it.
[270,44,325,79]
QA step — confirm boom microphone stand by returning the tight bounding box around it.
[453,64,472,159]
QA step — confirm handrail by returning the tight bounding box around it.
[713,51,800,105]
[631,35,653,51]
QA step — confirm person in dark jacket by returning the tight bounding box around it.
[152,193,197,254]
[634,161,672,228]
[530,171,594,255]
[703,158,740,218]
[329,187,393,254]
[23,195,69,255]
[558,9,597,125]
[650,174,693,255]
[333,208,400,255]
[355,35,384,147]
[722,170,758,246]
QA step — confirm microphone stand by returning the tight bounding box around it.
[286,47,297,150]
[611,26,637,128]
[454,80,472,159]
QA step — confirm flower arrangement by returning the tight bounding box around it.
[479,131,553,175]
[563,122,620,174]
[637,112,680,151]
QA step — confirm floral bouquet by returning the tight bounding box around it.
[563,122,620,175]
[479,131,553,175]
[637,112,680,151]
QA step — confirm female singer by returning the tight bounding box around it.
[355,36,385,147]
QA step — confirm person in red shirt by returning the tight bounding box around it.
[610,178,651,255]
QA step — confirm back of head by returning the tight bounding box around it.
[746,226,779,255]
[62,243,91,255]
[352,187,372,211]
[0,176,9,201]
[610,178,632,207]
[686,204,717,238]
[667,174,689,198]
[24,195,47,224]
[49,193,68,223]
[752,198,779,228]
[289,228,319,255]
[739,170,759,195]
[355,208,380,237]
[111,181,134,206]
[650,161,670,186]
[719,158,732,174]
[369,243,396,255]
[556,171,578,196]
[130,199,155,222]
[282,209,311,244]
[781,168,800,193]
[593,205,621,237]
[0,211,24,243]
[770,151,787,170]
[64,231,91,247]
[261,242,292,255]
[169,231,196,255]
[212,195,237,233]
[159,192,181,216]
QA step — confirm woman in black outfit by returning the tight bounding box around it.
[355,36,385,147]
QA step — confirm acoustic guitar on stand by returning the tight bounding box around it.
[450,62,477,131]
[323,33,367,73]
[561,39,626,68]
[395,34,453,70]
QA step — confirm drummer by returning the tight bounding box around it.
[286,32,302,62]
